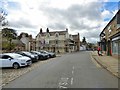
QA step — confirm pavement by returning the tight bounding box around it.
[91,51,119,78]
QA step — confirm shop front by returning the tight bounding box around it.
[111,33,120,58]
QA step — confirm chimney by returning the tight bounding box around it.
[66,28,68,32]
[40,28,42,33]
[46,28,49,33]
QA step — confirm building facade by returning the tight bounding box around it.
[100,10,120,58]
[72,33,80,51]
[36,28,80,53]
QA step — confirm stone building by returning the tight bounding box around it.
[72,33,80,51]
[36,28,80,53]
[19,33,36,51]
[13,39,25,51]
[99,10,120,58]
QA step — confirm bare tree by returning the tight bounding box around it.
[0,8,8,26]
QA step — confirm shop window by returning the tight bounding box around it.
[112,41,118,55]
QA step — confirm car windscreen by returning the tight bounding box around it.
[40,51,47,54]
[32,51,41,54]
[23,52,32,56]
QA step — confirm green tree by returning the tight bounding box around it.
[2,28,17,51]
[2,41,15,51]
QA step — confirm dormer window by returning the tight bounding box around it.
[55,33,59,38]
[46,33,50,38]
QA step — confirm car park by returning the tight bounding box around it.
[16,51,38,62]
[0,53,32,69]
[31,51,49,60]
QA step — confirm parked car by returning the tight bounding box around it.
[31,51,49,60]
[39,50,56,58]
[16,51,38,62]
[29,52,39,60]
[0,53,32,69]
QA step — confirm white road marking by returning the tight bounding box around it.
[71,77,73,85]
[58,77,69,88]
[72,70,74,75]
[59,85,68,88]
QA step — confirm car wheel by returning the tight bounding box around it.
[13,63,19,69]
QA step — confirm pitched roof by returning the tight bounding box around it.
[100,10,120,36]
[12,39,25,46]
[38,30,67,36]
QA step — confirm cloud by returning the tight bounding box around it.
[40,1,104,43]
[9,18,37,29]
[41,2,102,29]
[2,0,118,43]
[47,23,66,30]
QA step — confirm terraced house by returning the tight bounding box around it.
[100,10,120,58]
[36,28,80,53]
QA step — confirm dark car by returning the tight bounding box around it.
[39,50,56,58]
[31,51,49,60]
[16,51,38,63]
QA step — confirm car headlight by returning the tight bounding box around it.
[31,56,34,58]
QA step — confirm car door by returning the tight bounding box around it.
[0,55,3,68]
[2,55,13,67]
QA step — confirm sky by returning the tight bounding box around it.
[0,0,119,43]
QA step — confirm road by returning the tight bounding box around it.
[3,51,118,88]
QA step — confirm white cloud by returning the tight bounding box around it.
[2,0,118,43]
[101,10,111,19]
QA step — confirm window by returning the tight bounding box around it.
[112,41,118,55]
[108,25,112,35]
[2,55,11,59]
[46,33,50,38]
[56,40,58,44]
[55,33,59,38]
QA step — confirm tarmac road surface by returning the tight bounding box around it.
[3,51,118,88]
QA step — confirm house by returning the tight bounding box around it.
[72,33,80,51]
[18,33,36,51]
[99,10,120,58]
[36,28,80,53]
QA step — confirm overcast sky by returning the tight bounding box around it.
[0,0,119,43]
